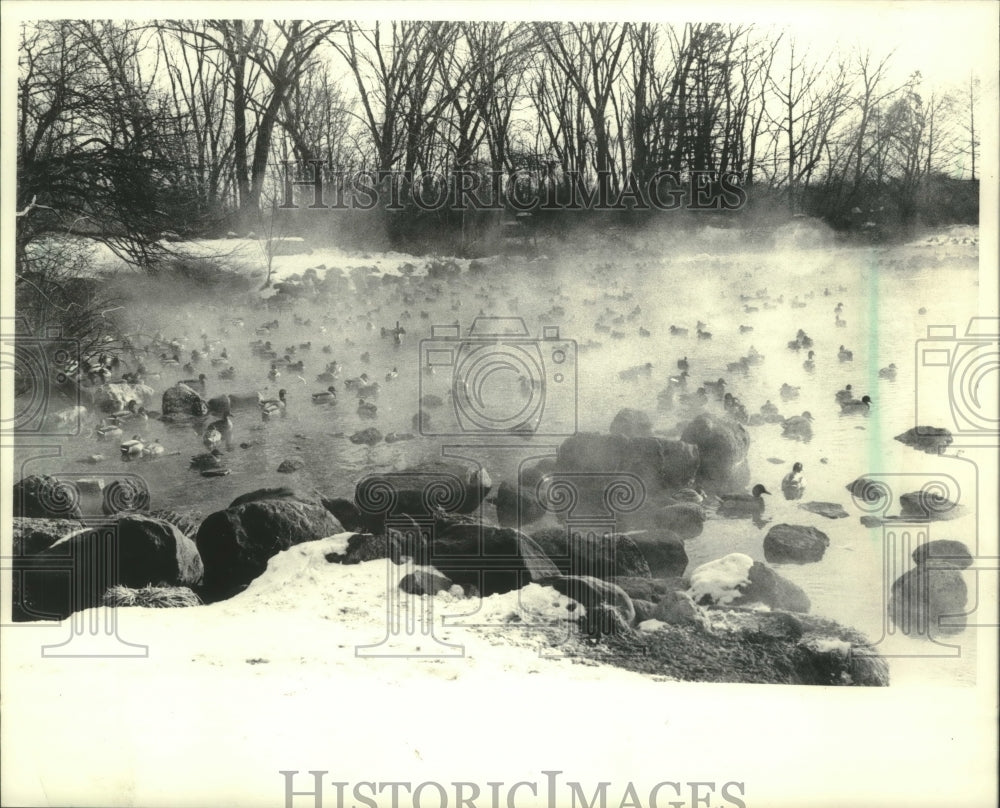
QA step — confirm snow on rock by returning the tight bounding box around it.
[688,553,754,605]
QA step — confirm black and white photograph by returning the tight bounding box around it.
[2,1,997,806]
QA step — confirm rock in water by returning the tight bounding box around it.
[609,408,653,438]
[894,427,954,455]
[555,433,700,492]
[277,457,305,473]
[680,413,751,491]
[161,383,208,417]
[624,502,706,540]
[353,462,492,533]
[93,382,156,413]
[12,475,84,519]
[889,566,967,636]
[349,427,383,446]
[621,530,688,578]
[763,524,831,563]
[798,501,849,519]
[912,540,973,569]
[899,491,966,521]
[196,500,343,601]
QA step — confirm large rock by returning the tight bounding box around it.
[895,427,954,455]
[680,413,750,491]
[229,487,323,509]
[320,497,364,531]
[688,553,810,613]
[625,502,706,540]
[16,515,203,621]
[13,475,84,519]
[530,528,651,580]
[912,540,973,569]
[93,382,156,414]
[612,577,682,602]
[899,491,967,521]
[609,408,652,438]
[196,500,343,600]
[161,383,208,417]
[540,574,637,628]
[763,524,830,564]
[622,530,688,578]
[427,523,559,596]
[324,529,427,565]
[353,462,491,534]
[494,458,556,529]
[494,480,547,530]
[556,433,700,493]
[399,569,454,596]
[889,566,967,636]
[12,517,86,556]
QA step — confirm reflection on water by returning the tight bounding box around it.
[16,234,983,684]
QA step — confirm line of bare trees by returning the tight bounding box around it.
[17,18,982,260]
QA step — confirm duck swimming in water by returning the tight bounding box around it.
[781,462,805,500]
[840,395,873,414]
[838,345,853,362]
[259,390,287,419]
[803,350,815,372]
[834,384,854,405]
[780,383,800,401]
[677,356,689,371]
[782,411,814,442]
[120,435,145,460]
[357,398,378,419]
[190,449,224,471]
[312,386,337,404]
[717,484,771,520]
[878,363,897,381]
[385,367,399,381]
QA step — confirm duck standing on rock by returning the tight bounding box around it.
[781,462,806,500]
[717,483,771,522]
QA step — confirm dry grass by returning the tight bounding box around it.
[103,585,203,608]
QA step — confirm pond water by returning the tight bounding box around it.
[16,226,985,685]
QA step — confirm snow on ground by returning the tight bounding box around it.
[3,536,991,808]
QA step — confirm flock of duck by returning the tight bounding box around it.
[64,255,905,527]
